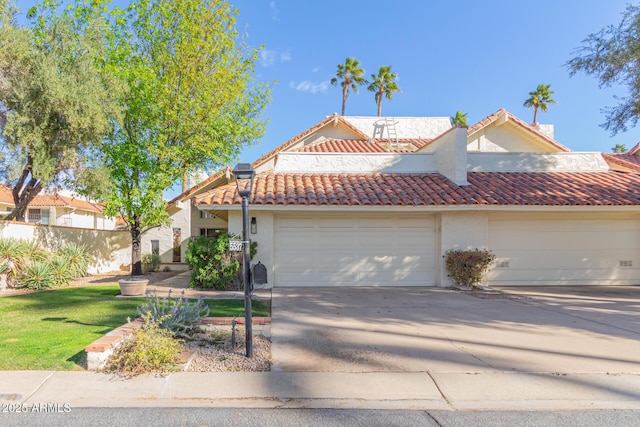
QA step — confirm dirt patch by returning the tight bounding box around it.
[184,332,271,372]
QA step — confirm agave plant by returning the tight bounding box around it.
[22,241,49,263]
[18,262,54,290]
[0,238,28,278]
[49,256,75,287]
[59,243,91,279]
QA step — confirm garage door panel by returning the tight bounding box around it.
[489,219,640,286]
[275,215,435,287]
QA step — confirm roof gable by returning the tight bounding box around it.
[466,109,570,153]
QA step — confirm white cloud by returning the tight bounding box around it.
[289,80,330,94]
[280,50,292,62]
[261,50,275,67]
[270,1,279,21]
[312,67,320,73]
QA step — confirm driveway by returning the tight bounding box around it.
[270,286,640,374]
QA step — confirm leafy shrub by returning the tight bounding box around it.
[137,289,210,338]
[186,233,258,290]
[444,248,496,288]
[103,316,184,376]
[18,261,54,290]
[58,243,90,279]
[50,256,75,287]
[0,238,29,280]
[142,253,162,273]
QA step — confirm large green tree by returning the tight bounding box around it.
[523,84,556,125]
[330,57,366,116]
[85,0,270,276]
[367,65,400,117]
[0,0,118,221]
[567,5,640,135]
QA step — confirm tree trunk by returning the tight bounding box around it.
[341,84,348,116]
[5,167,43,222]
[130,219,143,276]
[532,105,539,125]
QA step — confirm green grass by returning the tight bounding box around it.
[0,286,271,370]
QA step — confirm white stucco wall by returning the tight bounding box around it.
[467,124,553,152]
[0,221,130,273]
[468,152,610,172]
[344,116,452,139]
[431,128,468,185]
[227,210,274,288]
[438,212,490,287]
[274,152,438,173]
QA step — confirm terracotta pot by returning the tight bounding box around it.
[118,278,149,296]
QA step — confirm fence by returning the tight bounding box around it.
[0,221,131,274]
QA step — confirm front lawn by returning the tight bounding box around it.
[0,286,270,370]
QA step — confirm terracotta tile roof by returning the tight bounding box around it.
[467,108,571,152]
[0,185,103,212]
[293,139,420,153]
[30,194,103,213]
[250,114,370,169]
[628,141,640,155]
[195,171,640,207]
[602,153,640,172]
[0,184,13,204]
[167,166,232,205]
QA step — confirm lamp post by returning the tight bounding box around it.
[232,163,255,357]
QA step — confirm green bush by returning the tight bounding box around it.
[186,233,257,290]
[444,248,496,288]
[50,256,75,288]
[142,253,162,273]
[137,289,210,338]
[19,261,54,290]
[58,243,90,279]
[0,238,91,288]
[103,316,184,376]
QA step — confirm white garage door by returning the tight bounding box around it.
[275,215,435,287]
[488,218,640,285]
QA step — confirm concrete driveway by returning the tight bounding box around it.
[271,286,640,375]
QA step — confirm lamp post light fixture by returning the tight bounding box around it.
[232,163,255,358]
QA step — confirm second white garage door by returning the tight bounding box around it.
[274,215,436,287]
[488,217,640,285]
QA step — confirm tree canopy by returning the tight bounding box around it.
[0,0,119,221]
[367,65,400,117]
[567,5,640,135]
[330,57,366,116]
[450,111,468,127]
[84,0,270,275]
[523,84,556,125]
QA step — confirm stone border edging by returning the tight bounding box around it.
[85,317,271,370]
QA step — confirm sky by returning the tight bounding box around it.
[16,0,640,191]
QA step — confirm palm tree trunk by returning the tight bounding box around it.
[341,85,348,115]
[533,106,538,125]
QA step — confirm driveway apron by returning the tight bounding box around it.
[270,287,640,375]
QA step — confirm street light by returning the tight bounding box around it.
[232,163,255,357]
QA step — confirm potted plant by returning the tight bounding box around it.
[118,276,149,296]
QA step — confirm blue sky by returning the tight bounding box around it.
[17,1,640,170]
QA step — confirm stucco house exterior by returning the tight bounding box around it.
[0,186,116,230]
[149,109,640,286]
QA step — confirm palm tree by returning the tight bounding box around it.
[367,65,400,116]
[330,57,367,115]
[523,84,556,124]
[451,110,468,127]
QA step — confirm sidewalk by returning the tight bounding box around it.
[1,370,639,410]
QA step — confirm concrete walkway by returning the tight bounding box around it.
[1,284,639,410]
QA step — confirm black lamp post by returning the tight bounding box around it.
[232,163,255,357]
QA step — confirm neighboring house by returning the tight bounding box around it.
[151,109,640,286]
[601,141,640,172]
[0,186,116,230]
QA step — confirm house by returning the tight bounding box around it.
[0,186,116,230]
[150,109,640,286]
